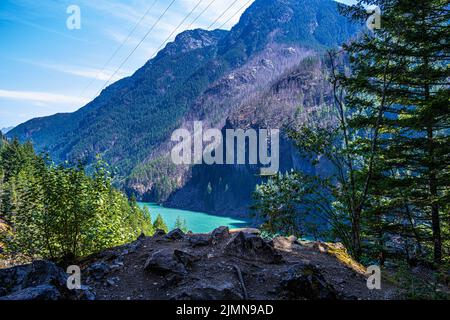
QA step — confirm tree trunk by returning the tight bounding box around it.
[428,125,442,265]
[425,76,442,264]
[352,208,362,260]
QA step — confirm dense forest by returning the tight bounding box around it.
[0,132,171,264]
[254,0,449,272]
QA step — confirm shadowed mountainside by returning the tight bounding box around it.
[8,0,358,216]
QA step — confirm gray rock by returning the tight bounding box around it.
[106,277,120,287]
[279,263,337,300]
[0,260,95,300]
[271,236,298,251]
[153,229,167,237]
[224,232,283,264]
[0,260,67,296]
[189,234,211,247]
[85,262,111,281]
[211,226,230,242]
[0,284,61,301]
[174,282,243,300]
[72,285,96,301]
[144,249,187,275]
[166,228,186,240]
[173,249,199,269]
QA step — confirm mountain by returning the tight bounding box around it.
[8,0,358,216]
[0,127,14,134]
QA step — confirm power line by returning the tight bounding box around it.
[92,0,252,101]
[207,0,240,30]
[94,0,177,98]
[216,0,253,30]
[80,0,158,98]
[149,0,206,60]
[186,0,218,30]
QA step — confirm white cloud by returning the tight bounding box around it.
[0,89,89,106]
[16,59,131,82]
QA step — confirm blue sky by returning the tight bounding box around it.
[0,0,355,129]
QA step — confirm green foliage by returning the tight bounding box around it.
[337,0,449,265]
[174,216,188,233]
[127,156,180,202]
[0,139,154,261]
[391,262,450,300]
[253,0,449,269]
[153,214,168,233]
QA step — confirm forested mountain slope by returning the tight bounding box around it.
[8,0,357,215]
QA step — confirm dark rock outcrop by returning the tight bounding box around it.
[144,249,188,275]
[165,229,186,241]
[85,262,111,281]
[0,260,95,300]
[224,232,283,264]
[1,229,397,300]
[174,282,243,300]
[188,234,212,247]
[279,263,338,300]
[211,226,230,242]
[173,250,199,269]
[0,284,62,301]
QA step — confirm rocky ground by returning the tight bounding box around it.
[0,227,399,300]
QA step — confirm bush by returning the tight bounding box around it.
[0,139,153,262]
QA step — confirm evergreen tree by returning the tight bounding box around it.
[253,0,449,266]
[340,0,449,264]
[174,216,188,233]
[0,141,153,261]
[153,214,169,233]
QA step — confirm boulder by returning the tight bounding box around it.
[70,285,96,301]
[106,276,120,287]
[166,228,186,240]
[230,228,260,235]
[153,229,167,237]
[271,236,296,252]
[85,262,111,281]
[0,260,67,296]
[0,284,61,301]
[210,226,230,242]
[189,234,211,247]
[137,233,147,241]
[279,263,337,300]
[174,282,243,300]
[144,249,187,275]
[173,250,199,269]
[0,260,95,300]
[224,232,283,264]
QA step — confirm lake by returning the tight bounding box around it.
[138,202,251,234]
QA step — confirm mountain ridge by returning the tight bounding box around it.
[7,0,358,215]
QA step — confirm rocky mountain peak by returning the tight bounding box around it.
[220,0,356,55]
[161,29,227,56]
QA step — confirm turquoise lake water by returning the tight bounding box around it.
[138,203,251,234]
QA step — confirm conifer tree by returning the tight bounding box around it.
[340,0,449,264]
[174,216,188,233]
[153,214,169,233]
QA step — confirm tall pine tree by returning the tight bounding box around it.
[340,0,449,264]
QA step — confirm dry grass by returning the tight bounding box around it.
[319,242,367,275]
